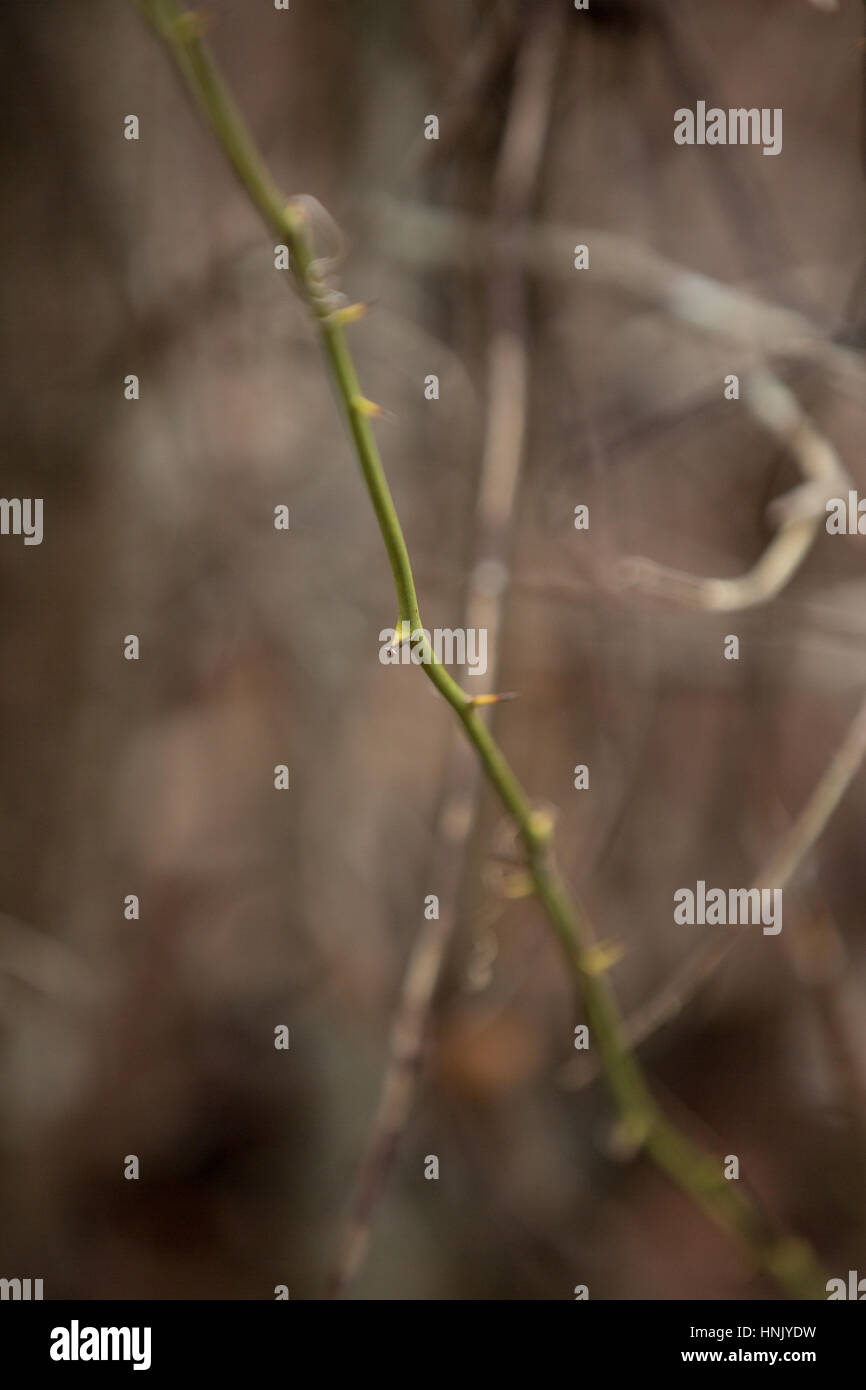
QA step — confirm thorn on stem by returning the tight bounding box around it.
[501,870,534,900]
[330,302,370,327]
[352,396,388,420]
[173,9,212,40]
[580,939,627,977]
[467,691,519,709]
[527,807,556,842]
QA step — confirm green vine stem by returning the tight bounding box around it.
[135,0,828,1299]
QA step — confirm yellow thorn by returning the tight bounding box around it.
[331,302,369,327]
[609,1111,651,1160]
[581,939,626,977]
[173,9,211,41]
[468,691,519,709]
[352,396,384,420]
[528,808,555,842]
[283,201,305,234]
[501,871,534,900]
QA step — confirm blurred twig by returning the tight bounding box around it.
[373,199,866,393]
[788,894,866,1132]
[374,201,860,611]
[327,2,564,1299]
[617,369,850,611]
[562,691,866,1089]
[0,914,93,1006]
[392,0,517,185]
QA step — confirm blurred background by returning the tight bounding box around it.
[0,0,865,1299]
